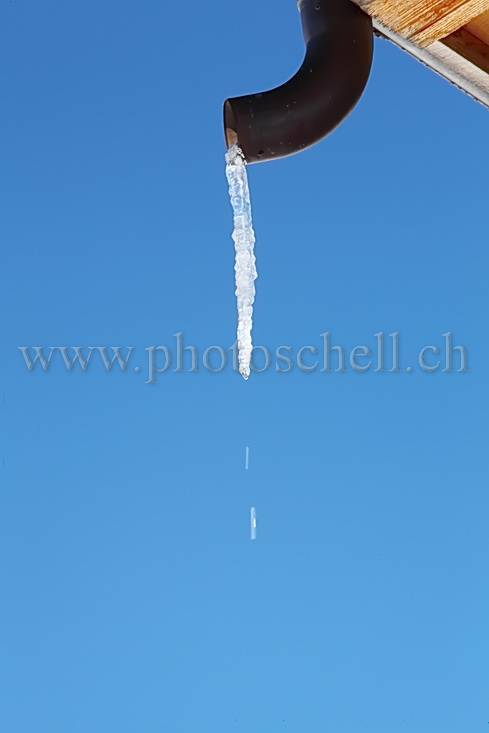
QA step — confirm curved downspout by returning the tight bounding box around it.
[223,0,373,164]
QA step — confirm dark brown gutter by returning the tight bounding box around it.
[224,0,373,164]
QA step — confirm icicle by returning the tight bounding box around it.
[225,143,258,380]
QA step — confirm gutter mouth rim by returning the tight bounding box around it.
[224,100,238,148]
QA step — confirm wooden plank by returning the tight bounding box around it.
[357,0,489,46]
[371,16,489,107]
[442,26,489,72]
[466,8,489,43]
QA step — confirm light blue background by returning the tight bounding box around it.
[1,1,488,731]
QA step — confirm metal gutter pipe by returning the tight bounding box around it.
[224,0,373,164]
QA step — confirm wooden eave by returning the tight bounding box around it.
[353,1,489,106]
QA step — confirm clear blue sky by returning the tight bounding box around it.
[1,1,488,731]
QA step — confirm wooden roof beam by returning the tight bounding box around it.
[357,0,489,46]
